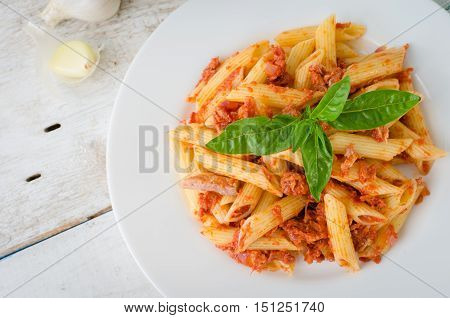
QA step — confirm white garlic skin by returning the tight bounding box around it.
[41,0,121,27]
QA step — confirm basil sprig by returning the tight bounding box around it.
[206,76,420,201]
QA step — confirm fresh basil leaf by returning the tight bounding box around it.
[206,115,299,155]
[291,119,315,152]
[301,123,333,201]
[302,105,312,119]
[330,90,421,130]
[310,75,350,121]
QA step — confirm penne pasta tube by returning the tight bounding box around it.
[345,47,406,88]
[329,132,413,161]
[170,139,201,218]
[336,42,358,59]
[351,78,399,98]
[270,149,303,166]
[286,38,315,77]
[325,181,386,225]
[227,83,319,109]
[382,179,418,225]
[364,159,408,184]
[360,181,424,258]
[194,146,283,196]
[220,195,236,206]
[169,124,217,147]
[243,55,267,84]
[201,227,298,251]
[275,23,365,47]
[211,202,231,224]
[294,49,324,89]
[252,191,279,216]
[262,155,289,176]
[238,196,307,251]
[324,194,360,271]
[331,159,403,196]
[315,14,337,71]
[196,41,269,108]
[225,183,264,222]
[389,122,446,161]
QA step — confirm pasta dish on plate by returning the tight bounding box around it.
[168,14,446,273]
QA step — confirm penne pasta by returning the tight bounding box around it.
[285,38,315,77]
[364,159,408,184]
[262,155,289,176]
[324,194,360,271]
[196,41,269,108]
[390,122,446,161]
[294,49,324,89]
[345,47,406,88]
[360,180,424,258]
[325,181,387,225]
[315,14,337,71]
[351,78,399,98]
[275,23,365,47]
[194,146,283,196]
[243,55,268,84]
[220,195,236,206]
[238,196,307,251]
[169,124,217,147]
[211,202,231,224]
[201,227,298,251]
[329,132,413,161]
[332,159,403,196]
[227,83,320,109]
[225,183,264,222]
[336,42,358,59]
[173,14,445,274]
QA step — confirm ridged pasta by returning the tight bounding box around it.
[275,23,365,47]
[315,14,337,71]
[390,122,446,161]
[286,38,315,77]
[225,183,264,222]
[201,227,298,251]
[194,146,283,197]
[329,132,413,161]
[169,124,217,147]
[227,83,321,109]
[196,41,269,107]
[324,194,360,271]
[325,182,386,225]
[336,42,358,59]
[331,159,402,196]
[238,196,307,251]
[294,49,324,89]
[345,47,406,88]
[351,78,399,98]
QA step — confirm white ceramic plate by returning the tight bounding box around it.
[107,0,450,297]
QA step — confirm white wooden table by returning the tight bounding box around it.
[0,0,185,297]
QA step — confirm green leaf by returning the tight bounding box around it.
[301,123,333,201]
[206,115,299,155]
[310,75,351,121]
[330,90,421,130]
[291,119,315,152]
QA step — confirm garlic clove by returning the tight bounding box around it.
[24,22,101,84]
[49,41,98,80]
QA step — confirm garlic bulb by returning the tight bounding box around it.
[41,0,121,27]
[24,22,101,84]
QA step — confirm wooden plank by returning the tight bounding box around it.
[0,0,186,258]
[0,212,159,297]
